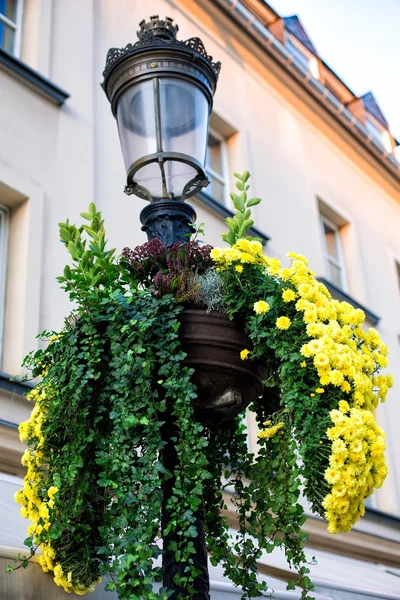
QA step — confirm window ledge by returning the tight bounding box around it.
[0,49,69,106]
[365,507,400,528]
[196,191,270,246]
[317,277,380,325]
[0,370,32,396]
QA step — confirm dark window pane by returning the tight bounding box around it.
[366,118,383,144]
[206,132,223,176]
[286,38,310,70]
[328,260,342,288]
[0,0,17,22]
[0,21,15,53]
[206,173,225,204]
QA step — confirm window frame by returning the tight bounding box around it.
[205,126,231,209]
[284,33,320,79]
[365,117,384,144]
[0,204,9,363]
[0,0,24,57]
[365,114,392,154]
[320,213,348,292]
[285,35,310,70]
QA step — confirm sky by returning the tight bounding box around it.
[269,0,400,145]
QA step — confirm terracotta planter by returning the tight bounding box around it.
[178,309,266,422]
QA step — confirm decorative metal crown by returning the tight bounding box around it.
[138,15,178,41]
[102,16,221,82]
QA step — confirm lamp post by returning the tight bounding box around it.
[102,15,220,246]
[102,16,221,599]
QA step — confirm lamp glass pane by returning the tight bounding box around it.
[158,78,208,197]
[116,77,209,200]
[116,79,157,171]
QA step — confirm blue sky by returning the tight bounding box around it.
[269,0,400,146]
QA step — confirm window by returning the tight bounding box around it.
[365,116,392,153]
[285,34,320,79]
[366,118,384,144]
[0,0,23,56]
[286,36,309,70]
[320,214,347,290]
[205,128,230,207]
[0,204,9,362]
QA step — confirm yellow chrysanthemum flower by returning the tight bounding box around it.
[276,316,291,330]
[240,349,250,360]
[258,421,285,439]
[282,288,297,302]
[253,300,270,314]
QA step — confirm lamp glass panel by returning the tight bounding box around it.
[158,78,209,197]
[116,77,209,199]
[116,79,158,172]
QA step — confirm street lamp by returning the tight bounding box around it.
[102,16,222,599]
[102,15,221,245]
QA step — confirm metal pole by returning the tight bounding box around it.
[161,411,210,600]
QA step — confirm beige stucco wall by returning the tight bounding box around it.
[1,0,400,533]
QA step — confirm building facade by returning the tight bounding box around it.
[0,0,400,598]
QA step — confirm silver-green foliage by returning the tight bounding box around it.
[194,270,227,313]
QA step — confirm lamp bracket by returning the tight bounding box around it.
[140,200,197,246]
[124,151,209,201]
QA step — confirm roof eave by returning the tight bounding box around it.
[213,0,400,186]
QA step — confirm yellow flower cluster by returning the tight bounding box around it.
[210,242,392,534]
[322,402,387,533]
[284,254,391,410]
[280,253,392,532]
[15,380,100,594]
[211,239,280,275]
[258,421,285,439]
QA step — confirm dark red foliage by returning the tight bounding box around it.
[121,239,213,297]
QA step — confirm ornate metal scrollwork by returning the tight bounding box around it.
[124,181,153,201]
[102,15,221,82]
[181,174,210,202]
[142,214,194,246]
[140,200,197,245]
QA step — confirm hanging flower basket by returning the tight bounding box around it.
[179,308,266,422]
[12,172,392,600]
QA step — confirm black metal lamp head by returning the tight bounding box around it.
[102,16,221,204]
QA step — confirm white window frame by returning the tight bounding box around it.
[0,0,24,57]
[0,204,9,363]
[320,214,348,291]
[205,126,231,208]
